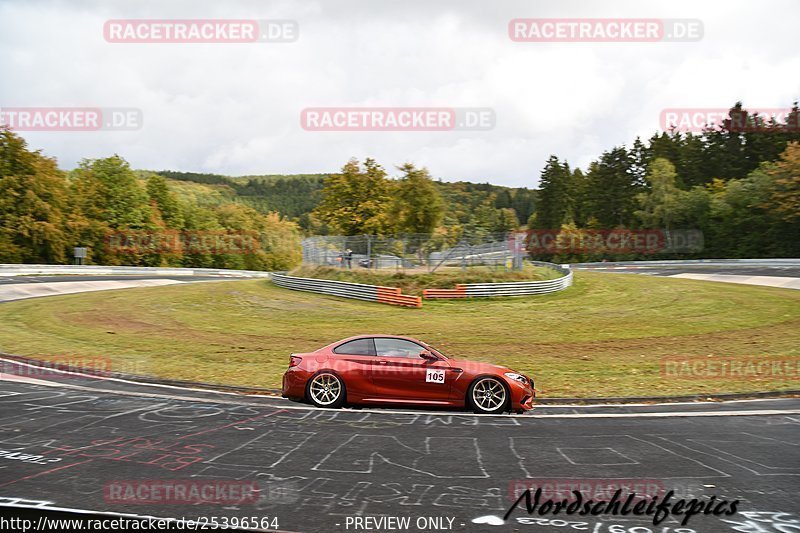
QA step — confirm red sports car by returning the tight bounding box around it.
[281,334,535,414]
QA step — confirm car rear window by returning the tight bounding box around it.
[333,338,376,356]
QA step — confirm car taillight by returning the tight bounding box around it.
[289,355,302,368]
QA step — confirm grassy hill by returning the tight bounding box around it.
[0,272,797,397]
[152,170,537,231]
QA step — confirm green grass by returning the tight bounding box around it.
[288,264,559,296]
[0,272,798,398]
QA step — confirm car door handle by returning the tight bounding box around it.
[377,360,388,365]
[449,368,463,373]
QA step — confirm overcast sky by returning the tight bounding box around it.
[1,0,798,187]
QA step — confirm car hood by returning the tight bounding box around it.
[447,359,515,375]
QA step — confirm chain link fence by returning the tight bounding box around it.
[301,232,526,272]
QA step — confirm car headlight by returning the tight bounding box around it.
[504,372,528,385]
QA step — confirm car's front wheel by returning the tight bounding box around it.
[468,377,509,414]
[307,372,345,408]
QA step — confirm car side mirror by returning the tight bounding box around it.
[420,350,438,361]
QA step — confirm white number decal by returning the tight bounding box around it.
[426,369,445,383]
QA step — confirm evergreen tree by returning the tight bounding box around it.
[494,208,520,232]
[510,188,536,224]
[534,156,573,228]
[494,189,513,209]
[585,147,638,228]
[570,168,589,226]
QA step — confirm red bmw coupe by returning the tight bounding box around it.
[281,334,535,414]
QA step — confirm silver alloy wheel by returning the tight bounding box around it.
[309,373,342,406]
[472,377,506,412]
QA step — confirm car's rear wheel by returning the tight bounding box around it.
[307,372,345,408]
[468,377,508,414]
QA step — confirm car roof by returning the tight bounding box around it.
[336,334,421,343]
[318,334,424,351]
[319,334,446,358]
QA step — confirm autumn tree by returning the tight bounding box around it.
[313,158,395,235]
[68,155,153,264]
[635,158,685,231]
[0,128,70,263]
[390,163,444,235]
[767,142,800,223]
[146,172,184,229]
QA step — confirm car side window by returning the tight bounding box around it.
[332,338,376,356]
[374,338,426,358]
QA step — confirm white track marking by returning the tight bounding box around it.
[0,357,274,397]
[1,373,798,419]
[524,409,800,419]
[0,279,187,302]
[669,273,800,290]
[3,357,795,411]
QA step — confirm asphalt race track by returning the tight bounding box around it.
[0,274,236,285]
[572,264,800,290]
[574,265,800,278]
[0,271,799,532]
[0,360,799,533]
[0,274,244,303]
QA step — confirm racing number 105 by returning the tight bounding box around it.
[426,369,445,383]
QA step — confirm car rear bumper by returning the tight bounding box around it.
[282,367,310,400]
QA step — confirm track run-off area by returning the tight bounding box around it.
[0,263,798,532]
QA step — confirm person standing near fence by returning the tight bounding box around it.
[344,248,353,269]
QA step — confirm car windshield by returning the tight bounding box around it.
[420,341,448,359]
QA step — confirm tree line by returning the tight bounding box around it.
[531,103,800,260]
[0,128,301,269]
[2,100,798,268]
[159,169,536,236]
[308,158,529,248]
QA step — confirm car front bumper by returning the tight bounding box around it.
[506,377,536,411]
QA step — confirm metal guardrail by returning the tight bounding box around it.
[424,261,573,299]
[270,273,421,308]
[571,259,800,268]
[0,264,272,278]
[1,263,572,303]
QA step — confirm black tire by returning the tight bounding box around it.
[467,376,509,414]
[306,372,346,409]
